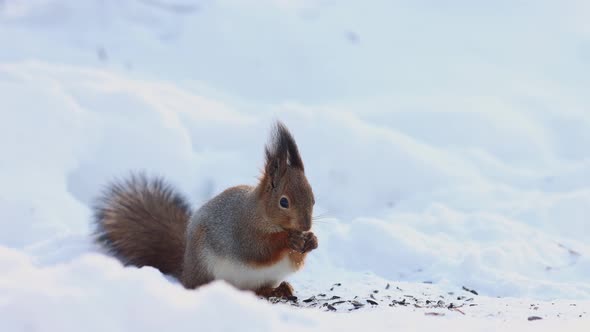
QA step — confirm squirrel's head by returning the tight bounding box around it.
[258,121,315,232]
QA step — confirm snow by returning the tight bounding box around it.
[1,0,589,330]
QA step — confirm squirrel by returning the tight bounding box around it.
[92,121,318,298]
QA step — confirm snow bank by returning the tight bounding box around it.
[2,246,588,332]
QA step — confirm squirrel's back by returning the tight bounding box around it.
[93,173,191,279]
[188,185,261,254]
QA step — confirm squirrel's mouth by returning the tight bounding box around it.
[299,224,312,232]
[293,222,312,233]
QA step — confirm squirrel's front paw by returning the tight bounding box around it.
[288,230,306,252]
[288,230,318,253]
[302,232,318,253]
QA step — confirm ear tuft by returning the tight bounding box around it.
[264,121,304,172]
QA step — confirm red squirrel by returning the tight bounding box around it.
[93,121,318,298]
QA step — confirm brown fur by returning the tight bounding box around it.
[246,230,317,270]
[246,231,291,267]
[93,173,191,279]
[256,122,315,233]
[255,281,295,298]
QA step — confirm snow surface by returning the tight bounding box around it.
[1,0,589,330]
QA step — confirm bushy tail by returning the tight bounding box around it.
[93,173,191,279]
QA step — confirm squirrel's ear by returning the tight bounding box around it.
[263,121,304,189]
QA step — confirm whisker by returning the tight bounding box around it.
[312,209,335,225]
[313,212,332,218]
[311,219,336,224]
[312,214,333,221]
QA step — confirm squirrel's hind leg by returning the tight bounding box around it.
[181,228,215,289]
[255,281,295,299]
[181,260,213,289]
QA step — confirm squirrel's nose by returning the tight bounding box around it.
[300,216,312,232]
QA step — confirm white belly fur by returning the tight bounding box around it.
[204,250,296,290]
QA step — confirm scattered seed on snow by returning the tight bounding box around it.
[462,286,478,295]
[367,299,379,306]
[303,296,316,303]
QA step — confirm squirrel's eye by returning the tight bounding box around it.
[279,196,289,209]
